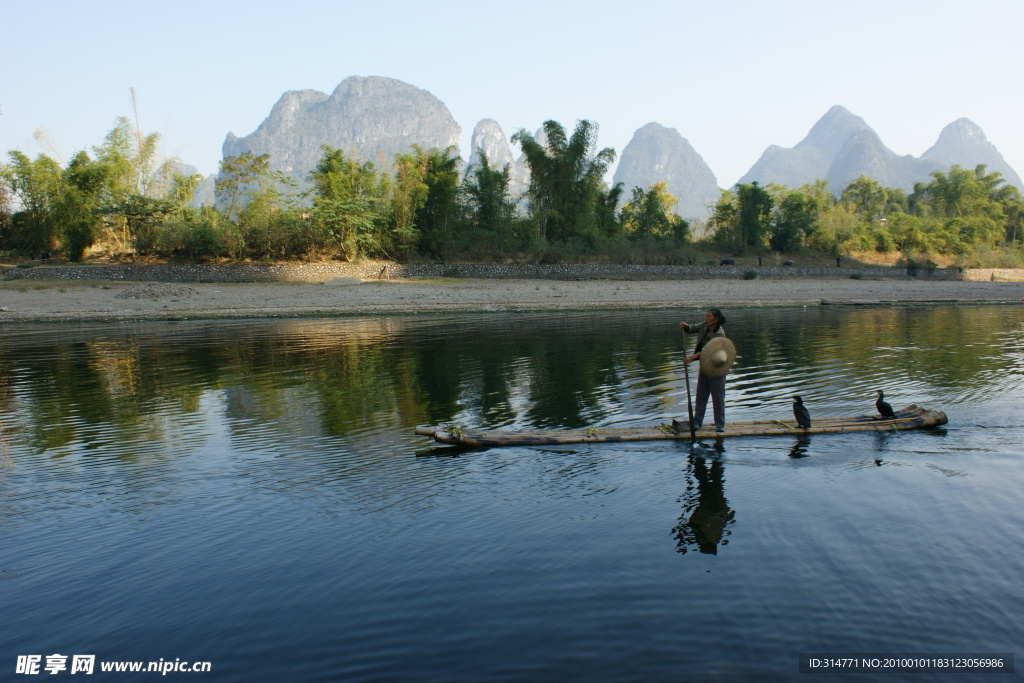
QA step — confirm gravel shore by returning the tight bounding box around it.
[0,276,1022,323]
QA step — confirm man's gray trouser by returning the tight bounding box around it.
[694,372,726,428]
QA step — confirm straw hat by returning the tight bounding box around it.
[699,337,736,377]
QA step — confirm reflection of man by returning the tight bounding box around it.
[672,452,735,555]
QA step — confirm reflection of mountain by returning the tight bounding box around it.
[673,451,735,555]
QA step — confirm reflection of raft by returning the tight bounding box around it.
[415,405,948,447]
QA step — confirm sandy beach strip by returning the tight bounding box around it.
[0,277,1022,323]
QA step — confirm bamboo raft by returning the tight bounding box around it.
[415,405,948,447]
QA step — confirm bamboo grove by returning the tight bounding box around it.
[2,117,1022,266]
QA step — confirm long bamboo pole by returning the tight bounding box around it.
[682,328,696,440]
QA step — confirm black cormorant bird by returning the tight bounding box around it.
[793,395,811,428]
[876,390,895,418]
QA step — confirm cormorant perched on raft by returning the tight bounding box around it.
[876,390,895,418]
[792,396,811,428]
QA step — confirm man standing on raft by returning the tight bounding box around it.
[679,308,735,433]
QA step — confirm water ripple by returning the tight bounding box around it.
[3,308,1024,679]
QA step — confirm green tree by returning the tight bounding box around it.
[388,149,428,254]
[215,151,300,257]
[0,151,62,255]
[418,146,461,259]
[307,145,386,260]
[115,194,175,252]
[54,152,108,260]
[168,172,203,218]
[771,190,817,252]
[462,150,517,235]
[512,120,616,244]
[93,116,160,198]
[92,117,161,251]
[734,182,773,252]
[840,176,889,222]
[1,150,112,259]
[389,145,461,260]
[620,182,689,245]
[888,212,929,253]
[0,177,11,251]
[215,151,293,220]
[909,164,1012,254]
[595,182,624,240]
[237,189,300,257]
[708,189,738,248]
[914,165,987,218]
[998,188,1024,244]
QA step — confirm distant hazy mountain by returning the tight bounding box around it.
[738,106,873,189]
[508,126,548,207]
[147,160,215,208]
[222,76,461,180]
[466,119,516,171]
[148,160,199,198]
[466,119,529,200]
[217,77,1023,212]
[193,175,216,208]
[824,128,942,193]
[922,118,1023,189]
[740,106,1023,194]
[613,122,719,222]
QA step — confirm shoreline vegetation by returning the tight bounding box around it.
[3,118,1024,277]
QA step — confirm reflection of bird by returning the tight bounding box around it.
[876,390,895,418]
[788,435,811,458]
[792,396,811,428]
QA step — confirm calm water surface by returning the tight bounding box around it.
[2,307,1023,681]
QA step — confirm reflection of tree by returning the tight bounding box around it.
[736,306,1021,392]
[3,330,234,455]
[521,314,684,428]
[0,307,1019,459]
[672,448,736,555]
[525,331,621,429]
[406,313,681,430]
[0,369,13,461]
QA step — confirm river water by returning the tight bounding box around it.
[2,306,1022,681]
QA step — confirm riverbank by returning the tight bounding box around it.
[1,277,1022,323]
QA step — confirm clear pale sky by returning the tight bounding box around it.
[2,0,1021,188]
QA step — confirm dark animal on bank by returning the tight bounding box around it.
[783,260,794,266]
[720,258,735,265]
[792,396,811,428]
[876,390,895,418]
